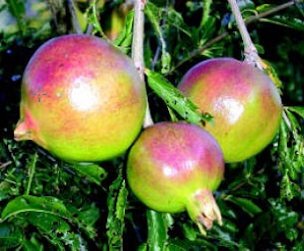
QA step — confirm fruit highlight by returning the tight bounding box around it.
[14,34,146,162]
[127,122,224,233]
[178,58,282,163]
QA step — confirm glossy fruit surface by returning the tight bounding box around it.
[178,58,282,163]
[14,34,146,162]
[127,122,224,232]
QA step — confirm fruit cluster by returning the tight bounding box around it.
[14,34,282,232]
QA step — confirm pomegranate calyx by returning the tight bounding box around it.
[187,189,222,235]
[14,121,32,141]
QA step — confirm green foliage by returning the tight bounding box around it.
[0,0,303,250]
[145,69,212,125]
[145,210,173,251]
[106,165,128,250]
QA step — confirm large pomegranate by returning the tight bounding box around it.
[127,122,224,232]
[178,58,282,163]
[14,34,146,162]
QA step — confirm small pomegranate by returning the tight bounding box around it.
[14,34,146,162]
[127,122,224,233]
[178,58,282,163]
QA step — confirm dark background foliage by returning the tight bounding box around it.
[0,0,303,250]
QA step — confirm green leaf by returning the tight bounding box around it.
[85,0,107,38]
[113,11,134,51]
[145,69,212,124]
[0,3,18,38]
[280,172,300,201]
[145,2,171,73]
[77,204,100,229]
[261,16,304,31]
[0,223,23,249]
[268,199,299,240]
[146,210,173,251]
[22,235,44,251]
[1,195,71,222]
[5,0,26,34]
[277,110,304,200]
[260,59,283,91]
[28,212,70,234]
[167,8,192,37]
[167,238,216,251]
[69,163,107,185]
[106,168,128,250]
[286,106,304,119]
[26,213,87,250]
[226,196,262,216]
[201,0,212,27]
[211,225,242,249]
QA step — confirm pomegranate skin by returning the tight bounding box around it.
[127,122,224,231]
[178,58,282,163]
[14,34,146,162]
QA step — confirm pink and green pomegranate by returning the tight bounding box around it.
[14,34,146,162]
[178,58,282,163]
[127,122,224,232]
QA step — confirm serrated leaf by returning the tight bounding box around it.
[27,213,88,250]
[1,195,71,222]
[69,163,107,185]
[269,199,299,229]
[0,223,23,249]
[280,171,300,200]
[226,196,262,216]
[145,69,212,124]
[106,168,128,250]
[146,210,173,251]
[278,110,304,200]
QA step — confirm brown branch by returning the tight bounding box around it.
[132,0,154,127]
[228,0,261,67]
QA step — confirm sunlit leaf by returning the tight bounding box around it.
[286,106,304,119]
[1,195,71,222]
[69,163,107,185]
[145,69,212,124]
[146,210,173,251]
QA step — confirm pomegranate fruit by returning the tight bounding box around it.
[178,58,282,163]
[127,122,224,232]
[14,34,146,162]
